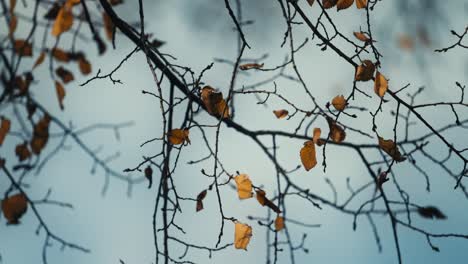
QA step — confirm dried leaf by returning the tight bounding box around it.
[9,15,17,37]
[55,66,74,83]
[55,81,66,110]
[377,172,389,188]
[234,174,253,199]
[239,63,264,71]
[307,0,315,6]
[353,31,370,43]
[9,0,17,13]
[167,128,190,145]
[355,60,375,81]
[337,0,354,11]
[374,71,388,97]
[15,142,31,162]
[322,0,337,9]
[2,193,27,224]
[275,216,285,231]
[256,189,281,213]
[30,114,51,155]
[331,95,346,111]
[109,0,124,5]
[234,222,252,250]
[355,0,367,9]
[145,165,153,188]
[201,86,230,119]
[52,5,74,37]
[14,40,33,57]
[327,117,346,143]
[417,206,446,220]
[313,128,321,144]
[273,109,288,119]
[103,12,114,40]
[196,190,207,212]
[33,52,46,70]
[77,55,92,75]
[0,117,11,146]
[51,48,70,62]
[378,136,406,162]
[300,141,317,171]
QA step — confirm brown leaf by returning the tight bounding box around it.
[44,3,60,20]
[77,55,92,75]
[0,117,11,146]
[355,0,367,9]
[234,222,252,250]
[196,190,207,212]
[109,0,124,5]
[239,63,264,71]
[417,206,446,220]
[307,0,315,6]
[103,12,114,40]
[313,128,321,145]
[378,136,406,162]
[9,0,17,13]
[51,48,70,62]
[15,142,31,162]
[300,141,317,171]
[322,0,337,9]
[9,15,17,37]
[374,71,388,97]
[33,52,46,70]
[145,165,153,188]
[273,109,288,119]
[1,193,27,224]
[234,174,253,199]
[275,216,285,231]
[167,128,190,145]
[30,114,51,155]
[331,95,347,111]
[201,86,230,119]
[353,31,370,43]
[55,81,66,110]
[55,66,74,83]
[327,117,346,143]
[337,0,354,10]
[14,40,33,57]
[256,189,281,213]
[52,4,74,37]
[355,60,375,81]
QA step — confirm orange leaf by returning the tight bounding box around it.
[51,48,70,62]
[103,12,114,40]
[55,81,66,110]
[353,31,370,42]
[327,117,346,143]
[30,114,51,155]
[313,127,321,144]
[355,60,375,82]
[33,52,46,70]
[14,40,33,57]
[273,109,288,119]
[167,128,190,145]
[275,216,285,231]
[52,4,74,37]
[234,174,253,199]
[201,86,230,119]
[239,63,264,71]
[15,142,31,162]
[55,66,74,83]
[0,117,11,146]
[234,222,252,250]
[331,95,347,111]
[355,0,367,9]
[322,0,337,9]
[378,136,406,162]
[374,71,388,98]
[300,141,317,171]
[337,0,353,11]
[1,193,27,225]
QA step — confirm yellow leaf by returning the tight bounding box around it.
[103,12,114,40]
[355,0,367,9]
[300,141,317,171]
[14,40,33,57]
[33,52,46,70]
[353,31,369,42]
[355,60,375,82]
[30,114,51,155]
[52,5,73,37]
[0,117,11,146]
[378,137,406,162]
[327,117,346,143]
[239,63,264,71]
[313,127,321,144]
[331,95,346,111]
[275,216,285,231]
[307,0,314,6]
[234,174,253,199]
[201,86,230,119]
[273,109,288,119]
[374,71,388,98]
[9,15,17,37]
[234,222,252,250]
[322,0,337,9]
[55,81,66,110]
[1,193,27,225]
[337,0,353,10]
[167,128,190,145]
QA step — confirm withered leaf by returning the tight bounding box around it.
[331,95,347,111]
[313,128,321,145]
[14,40,33,57]
[398,34,413,51]
[378,136,406,162]
[327,117,346,143]
[55,66,74,83]
[234,174,253,199]
[15,142,31,162]
[273,109,288,119]
[374,71,388,97]
[30,114,51,155]
[9,0,17,13]
[144,165,153,188]
[109,0,124,5]
[44,3,60,20]
[0,117,11,146]
[77,55,92,75]
[275,216,285,231]
[1,193,27,225]
[355,0,367,9]
[353,31,370,43]
[300,141,317,171]
[256,189,281,213]
[52,4,74,37]
[336,0,354,11]
[167,128,190,145]
[417,206,446,220]
[239,63,264,71]
[355,60,375,82]
[9,15,17,37]
[234,222,252,250]
[322,0,337,9]
[307,0,315,6]
[196,189,207,212]
[33,51,46,70]
[103,12,114,40]
[201,86,230,119]
[55,81,66,110]
[51,48,70,62]
[377,172,389,188]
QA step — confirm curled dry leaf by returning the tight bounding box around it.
[1,193,28,225]
[355,0,367,9]
[374,71,388,97]
[51,48,70,62]
[14,40,33,57]
[51,4,74,37]
[167,128,190,145]
[0,117,11,146]
[307,0,314,6]
[300,141,317,171]
[331,95,347,111]
[55,66,74,83]
[417,206,447,220]
[77,55,92,75]
[273,109,288,119]
[377,172,389,188]
[234,174,253,199]
[33,52,46,70]
[313,128,321,145]
[256,189,281,213]
[336,0,354,11]
[144,165,153,188]
[355,60,375,81]
[239,63,264,71]
[322,0,337,9]
[9,0,17,13]
[327,117,346,143]
[275,216,285,231]
[196,189,207,212]
[15,142,31,162]
[353,31,370,43]
[9,15,17,37]
[234,222,252,250]
[201,86,230,119]
[30,114,51,155]
[55,81,66,110]
[378,136,406,162]
[103,12,114,40]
